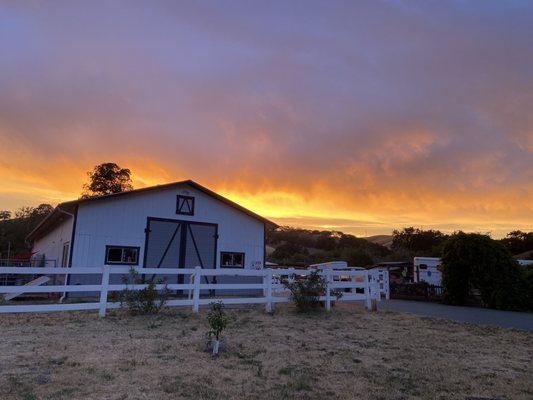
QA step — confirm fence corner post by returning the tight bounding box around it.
[99,265,110,318]
[265,269,273,313]
[192,266,201,313]
[374,276,381,302]
[325,270,332,312]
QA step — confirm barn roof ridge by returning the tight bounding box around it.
[27,180,277,241]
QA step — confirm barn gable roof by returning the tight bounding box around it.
[27,180,277,241]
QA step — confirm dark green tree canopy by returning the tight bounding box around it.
[82,162,133,198]
[0,204,54,256]
[271,242,309,261]
[267,226,390,266]
[392,227,447,256]
[441,232,526,310]
[344,250,374,268]
[499,230,533,256]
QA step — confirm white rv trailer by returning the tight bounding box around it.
[413,257,442,286]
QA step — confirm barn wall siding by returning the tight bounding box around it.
[32,217,74,267]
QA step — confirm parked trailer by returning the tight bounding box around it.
[413,257,442,286]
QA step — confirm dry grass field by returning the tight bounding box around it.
[0,303,531,400]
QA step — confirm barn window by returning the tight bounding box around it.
[105,246,139,265]
[176,195,195,215]
[220,252,245,268]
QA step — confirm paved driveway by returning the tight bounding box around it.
[379,299,533,331]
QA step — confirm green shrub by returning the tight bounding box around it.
[120,268,169,315]
[441,232,528,310]
[517,268,533,311]
[282,270,336,313]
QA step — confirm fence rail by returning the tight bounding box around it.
[0,266,381,316]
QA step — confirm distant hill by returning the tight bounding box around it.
[363,235,394,249]
[265,227,391,267]
[266,227,533,266]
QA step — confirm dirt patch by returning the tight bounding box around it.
[0,303,531,399]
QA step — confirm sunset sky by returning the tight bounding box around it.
[1,1,532,238]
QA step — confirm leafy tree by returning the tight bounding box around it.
[338,234,359,248]
[14,206,34,219]
[267,227,390,266]
[500,231,533,255]
[392,227,448,256]
[0,204,54,256]
[343,249,374,268]
[518,268,533,311]
[315,235,336,251]
[441,232,525,310]
[31,204,54,219]
[82,162,133,198]
[0,211,11,221]
[271,242,309,261]
[207,302,229,356]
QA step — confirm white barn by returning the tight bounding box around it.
[27,180,277,294]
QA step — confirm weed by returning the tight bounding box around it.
[46,387,78,400]
[100,371,114,381]
[161,376,183,393]
[278,366,295,376]
[293,376,312,392]
[47,356,68,366]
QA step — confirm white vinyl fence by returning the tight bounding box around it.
[368,269,390,300]
[0,266,381,317]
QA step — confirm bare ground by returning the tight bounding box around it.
[0,303,531,400]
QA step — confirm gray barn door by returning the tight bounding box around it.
[144,218,217,290]
[144,219,183,284]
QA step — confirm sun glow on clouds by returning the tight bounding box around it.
[0,158,531,238]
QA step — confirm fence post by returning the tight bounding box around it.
[364,271,371,310]
[192,266,201,313]
[384,271,390,300]
[264,269,273,313]
[374,273,381,302]
[325,270,332,312]
[98,265,110,318]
